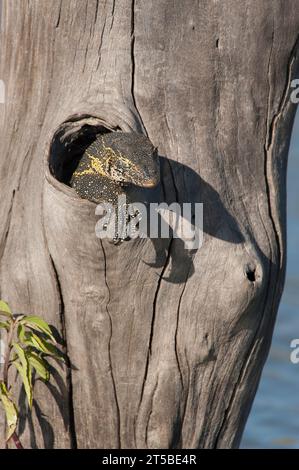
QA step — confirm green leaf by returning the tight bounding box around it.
[0,300,12,318]
[20,316,56,343]
[12,343,32,408]
[17,324,26,343]
[0,321,9,330]
[0,382,18,441]
[27,352,50,381]
[23,331,64,361]
[13,361,33,409]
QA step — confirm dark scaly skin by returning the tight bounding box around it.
[70,132,160,241]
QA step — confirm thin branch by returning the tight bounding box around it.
[11,432,23,449]
[1,319,23,449]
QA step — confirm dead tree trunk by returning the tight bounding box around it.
[0,0,298,449]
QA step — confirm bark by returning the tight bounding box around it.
[0,0,298,448]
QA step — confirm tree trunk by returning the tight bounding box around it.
[0,0,298,449]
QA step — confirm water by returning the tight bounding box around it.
[241,110,299,448]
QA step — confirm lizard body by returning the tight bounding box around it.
[70,132,160,241]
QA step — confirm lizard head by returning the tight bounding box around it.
[99,132,160,188]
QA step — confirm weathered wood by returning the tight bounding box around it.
[0,0,298,448]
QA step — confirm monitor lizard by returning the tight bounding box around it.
[70,131,160,242]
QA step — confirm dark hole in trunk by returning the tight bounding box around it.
[48,115,118,185]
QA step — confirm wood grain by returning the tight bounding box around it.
[0,0,298,448]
